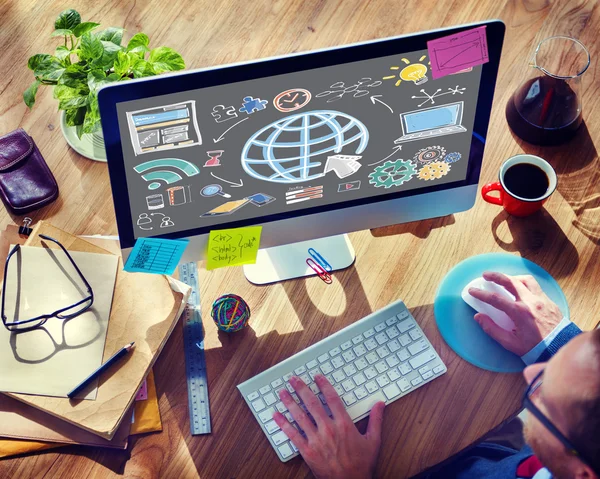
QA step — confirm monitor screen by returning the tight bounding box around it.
[115,46,482,240]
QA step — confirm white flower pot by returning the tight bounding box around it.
[60,111,107,162]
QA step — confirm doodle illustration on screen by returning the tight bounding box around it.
[382,55,430,86]
[369,159,417,188]
[418,161,451,181]
[273,88,312,112]
[126,101,202,155]
[133,158,200,190]
[241,110,368,184]
[316,78,381,102]
[395,101,466,144]
[211,104,238,123]
[411,85,466,107]
[285,185,324,205]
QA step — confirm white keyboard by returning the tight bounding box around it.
[237,299,447,462]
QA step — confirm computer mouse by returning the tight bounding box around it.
[461,277,516,331]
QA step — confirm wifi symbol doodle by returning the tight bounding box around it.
[134,158,200,190]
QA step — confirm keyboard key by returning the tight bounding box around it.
[247,391,260,401]
[398,378,411,392]
[334,384,344,396]
[332,356,345,369]
[376,345,391,358]
[290,441,298,453]
[419,365,431,374]
[342,392,357,406]
[284,412,293,422]
[259,385,271,395]
[341,341,353,351]
[397,318,415,333]
[345,391,387,419]
[386,328,400,339]
[364,366,378,379]
[300,373,312,385]
[272,430,289,446]
[276,402,287,413]
[386,355,400,368]
[365,381,378,393]
[320,361,334,375]
[252,398,266,412]
[264,393,277,406]
[352,334,364,344]
[291,393,301,404]
[342,350,356,362]
[355,385,368,400]
[433,365,445,374]
[318,353,330,363]
[286,383,295,393]
[309,369,320,380]
[386,316,398,326]
[376,375,390,387]
[408,339,429,356]
[353,372,366,386]
[306,359,318,370]
[283,372,293,382]
[354,357,368,370]
[387,368,401,382]
[411,377,424,387]
[364,328,376,338]
[365,338,378,351]
[309,383,320,394]
[342,379,355,392]
[343,364,357,376]
[353,344,367,357]
[294,365,307,375]
[398,349,410,362]
[409,350,437,369]
[278,443,294,459]
[329,347,341,358]
[326,374,335,385]
[366,352,379,364]
[399,363,411,375]
[265,420,281,434]
[375,322,387,332]
[375,333,388,345]
[271,378,284,389]
[275,387,286,397]
[409,329,423,340]
[399,334,411,346]
[258,407,276,423]
[422,371,434,380]
[397,310,409,320]
[332,370,346,383]
[383,383,401,400]
[388,339,401,352]
[375,361,389,374]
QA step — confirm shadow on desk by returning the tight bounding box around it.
[370,215,456,240]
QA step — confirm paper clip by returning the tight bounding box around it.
[306,258,332,284]
[308,248,332,272]
[18,217,33,237]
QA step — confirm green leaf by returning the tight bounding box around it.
[80,32,104,60]
[94,40,122,68]
[53,83,83,101]
[72,22,100,38]
[58,94,88,110]
[58,64,88,89]
[54,9,81,30]
[148,46,185,73]
[65,106,86,126]
[113,50,130,77]
[55,45,71,62]
[131,59,155,78]
[76,123,84,139]
[126,33,149,52]
[82,93,101,134]
[87,70,106,93]
[27,53,52,71]
[51,29,73,37]
[97,27,124,45]
[23,80,41,108]
[34,56,65,81]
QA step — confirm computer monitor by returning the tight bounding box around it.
[99,20,504,283]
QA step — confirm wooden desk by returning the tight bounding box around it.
[1,0,599,477]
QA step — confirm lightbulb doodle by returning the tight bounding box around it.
[383,56,431,86]
[133,158,200,190]
[316,78,382,102]
[412,85,466,107]
[241,110,369,184]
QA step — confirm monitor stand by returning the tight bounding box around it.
[243,234,356,285]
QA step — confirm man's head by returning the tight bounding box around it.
[523,329,600,479]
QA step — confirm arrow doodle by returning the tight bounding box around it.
[370,95,394,114]
[368,145,403,166]
[213,117,248,143]
[210,172,244,187]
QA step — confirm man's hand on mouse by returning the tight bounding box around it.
[468,271,563,356]
[272,374,385,479]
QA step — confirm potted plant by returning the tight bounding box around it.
[23,9,185,162]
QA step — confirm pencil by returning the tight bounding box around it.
[67,342,135,399]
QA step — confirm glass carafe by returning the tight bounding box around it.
[506,36,590,145]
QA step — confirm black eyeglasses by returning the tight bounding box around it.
[1,234,94,333]
[523,369,596,473]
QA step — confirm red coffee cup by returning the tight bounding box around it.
[481,154,557,217]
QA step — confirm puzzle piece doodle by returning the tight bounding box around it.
[239,96,268,114]
[211,105,238,123]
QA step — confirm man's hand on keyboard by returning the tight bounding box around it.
[273,374,385,479]
[468,271,563,356]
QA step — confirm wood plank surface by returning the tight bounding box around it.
[1,0,599,477]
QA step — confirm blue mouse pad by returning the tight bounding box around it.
[434,253,569,373]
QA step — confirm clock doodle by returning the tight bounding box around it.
[273,88,312,112]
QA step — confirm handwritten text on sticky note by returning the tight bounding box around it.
[427,26,489,79]
[207,226,262,270]
[124,237,189,275]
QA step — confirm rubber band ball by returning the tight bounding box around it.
[211,294,251,332]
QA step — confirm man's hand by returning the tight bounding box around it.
[468,271,563,356]
[272,374,385,479]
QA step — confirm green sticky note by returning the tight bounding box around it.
[206,226,262,270]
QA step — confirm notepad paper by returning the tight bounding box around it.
[124,237,189,275]
[0,246,118,399]
[207,226,262,270]
[427,26,489,79]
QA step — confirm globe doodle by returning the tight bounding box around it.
[241,110,369,183]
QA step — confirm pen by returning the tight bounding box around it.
[67,342,135,399]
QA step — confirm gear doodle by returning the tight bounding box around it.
[369,159,417,188]
[414,146,446,164]
[444,152,462,163]
[418,161,451,181]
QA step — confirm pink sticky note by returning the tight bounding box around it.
[427,26,489,79]
[135,379,148,401]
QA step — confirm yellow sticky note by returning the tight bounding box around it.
[206,226,262,270]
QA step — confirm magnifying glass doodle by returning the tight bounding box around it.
[200,184,231,198]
